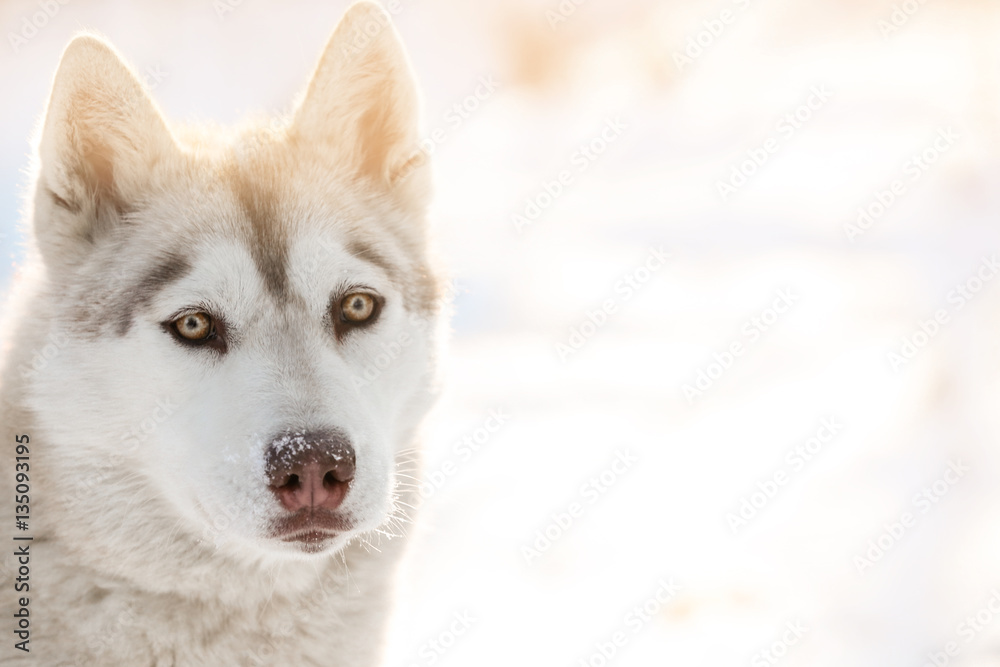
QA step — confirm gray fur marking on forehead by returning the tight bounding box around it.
[224,159,290,302]
[216,141,443,316]
[114,252,192,335]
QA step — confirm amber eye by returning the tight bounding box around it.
[173,312,213,341]
[340,293,375,323]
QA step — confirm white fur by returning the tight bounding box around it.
[0,2,445,664]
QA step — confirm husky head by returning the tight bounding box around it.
[24,2,444,568]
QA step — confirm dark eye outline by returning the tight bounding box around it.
[331,288,383,340]
[162,310,228,354]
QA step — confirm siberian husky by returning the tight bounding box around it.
[0,2,446,664]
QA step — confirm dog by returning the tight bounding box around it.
[0,2,447,664]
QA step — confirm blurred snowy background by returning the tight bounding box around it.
[3,0,1000,665]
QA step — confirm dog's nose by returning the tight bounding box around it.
[264,431,356,512]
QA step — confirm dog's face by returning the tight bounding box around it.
[24,3,443,562]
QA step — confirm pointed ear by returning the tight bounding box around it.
[291,2,429,207]
[35,34,177,265]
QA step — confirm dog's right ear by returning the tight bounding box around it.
[34,34,177,267]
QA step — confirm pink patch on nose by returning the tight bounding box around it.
[272,462,352,512]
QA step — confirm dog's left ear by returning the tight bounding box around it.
[292,1,429,210]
